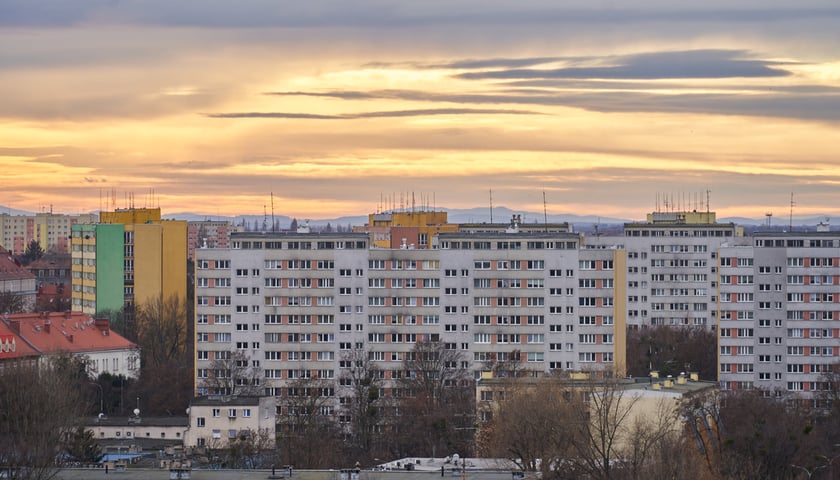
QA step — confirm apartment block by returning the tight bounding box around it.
[586,211,741,329]
[0,211,97,255]
[188,220,239,261]
[72,208,187,316]
[194,230,624,400]
[718,230,840,399]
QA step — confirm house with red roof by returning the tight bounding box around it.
[0,246,36,312]
[1,311,140,378]
[0,316,40,367]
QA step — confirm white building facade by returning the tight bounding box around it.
[718,231,840,399]
[194,231,625,408]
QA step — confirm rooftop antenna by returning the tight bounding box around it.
[262,204,267,231]
[706,189,711,214]
[765,212,773,227]
[543,190,548,232]
[489,189,493,223]
[270,192,276,232]
[789,192,795,231]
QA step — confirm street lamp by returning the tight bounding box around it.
[93,381,104,417]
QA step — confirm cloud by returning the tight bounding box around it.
[206,108,538,120]
[2,1,839,30]
[266,82,840,123]
[456,50,792,80]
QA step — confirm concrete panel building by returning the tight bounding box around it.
[585,210,741,329]
[0,211,97,255]
[718,229,840,399]
[194,229,624,413]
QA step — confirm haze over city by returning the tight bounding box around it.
[2,1,839,219]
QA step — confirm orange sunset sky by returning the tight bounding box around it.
[1,1,839,221]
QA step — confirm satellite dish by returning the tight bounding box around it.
[133,408,140,416]
[185,407,191,415]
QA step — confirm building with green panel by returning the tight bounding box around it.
[71,223,124,315]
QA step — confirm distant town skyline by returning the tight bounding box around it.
[2,1,839,219]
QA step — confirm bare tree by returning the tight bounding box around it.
[129,294,192,415]
[135,294,188,368]
[482,349,529,378]
[200,350,263,396]
[626,325,717,380]
[223,428,278,469]
[555,376,642,480]
[339,347,388,461]
[398,341,475,458]
[0,290,27,314]
[278,377,343,468]
[713,389,818,480]
[477,379,574,476]
[0,356,86,480]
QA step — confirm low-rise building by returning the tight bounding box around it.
[86,415,189,450]
[0,311,140,378]
[0,247,37,312]
[184,396,276,449]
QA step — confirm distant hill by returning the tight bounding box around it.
[164,206,633,229]
[2,204,834,230]
[0,205,35,216]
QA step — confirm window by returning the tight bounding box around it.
[197,417,206,427]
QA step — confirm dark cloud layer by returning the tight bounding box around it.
[2,1,839,29]
[456,50,791,80]
[207,108,537,120]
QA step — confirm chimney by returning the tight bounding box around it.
[64,310,72,320]
[9,319,20,333]
[67,334,74,343]
[44,320,51,333]
[94,318,110,334]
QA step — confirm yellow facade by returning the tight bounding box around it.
[366,210,458,249]
[70,230,97,314]
[97,207,187,310]
[100,207,162,225]
[612,249,627,377]
[130,221,187,308]
[646,211,717,224]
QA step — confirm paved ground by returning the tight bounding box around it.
[55,468,520,480]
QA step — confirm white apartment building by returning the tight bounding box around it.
[586,211,741,329]
[0,211,97,255]
[194,231,624,406]
[184,396,276,448]
[718,230,840,399]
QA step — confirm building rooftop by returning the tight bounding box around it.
[27,253,71,271]
[2,311,137,355]
[190,395,264,407]
[0,247,35,282]
[84,416,189,428]
[0,317,40,359]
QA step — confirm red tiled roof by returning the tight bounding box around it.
[0,320,39,359]
[3,311,137,355]
[0,247,35,281]
[27,254,71,270]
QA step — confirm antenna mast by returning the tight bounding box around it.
[270,192,276,232]
[543,191,548,232]
[489,189,493,223]
[789,192,795,231]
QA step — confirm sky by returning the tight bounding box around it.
[1,1,839,221]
